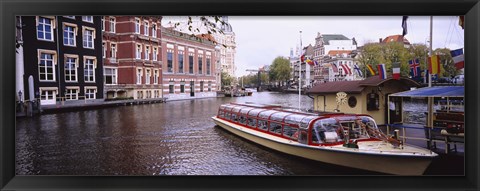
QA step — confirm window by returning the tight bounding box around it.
[153,70,158,84]
[102,42,106,58]
[137,68,142,84]
[151,24,157,37]
[269,122,282,134]
[144,21,149,36]
[109,18,116,32]
[167,50,173,73]
[38,50,56,81]
[189,54,194,74]
[178,51,184,73]
[198,56,203,75]
[145,69,151,84]
[64,56,77,82]
[82,16,93,23]
[169,81,174,93]
[110,43,117,58]
[84,57,95,82]
[64,16,75,19]
[200,81,204,92]
[153,47,158,61]
[83,27,94,49]
[63,23,76,46]
[180,81,185,93]
[65,88,79,100]
[101,17,105,31]
[85,87,96,99]
[104,68,117,85]
[206,57,211,75]
[208,81,212,92]
[135,18,140,34]
[37,16,54,41]
[145,46,150,60]
[136,44,142,59]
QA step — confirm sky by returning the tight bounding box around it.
[226,16,464,77]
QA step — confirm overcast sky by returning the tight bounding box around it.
[227,16,464,77]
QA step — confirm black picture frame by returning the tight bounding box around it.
[1,0,479,190]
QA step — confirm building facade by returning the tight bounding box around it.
[20,16,103,105]
[102,16,163,100]
[324,50,363,82]
[214,16,237,87]
[161,27,217,100]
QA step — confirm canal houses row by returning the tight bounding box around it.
[16,16,220,110]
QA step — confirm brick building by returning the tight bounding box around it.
[102,16,163,100]
[19,16,103,105]
[161,27,217,100]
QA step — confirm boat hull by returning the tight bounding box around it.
[213,116,434,175]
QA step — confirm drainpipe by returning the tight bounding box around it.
[56,16,61,102]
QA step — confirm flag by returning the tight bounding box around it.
[314,60,319,66]
[331,62,339,73]
[354,64,363,77]
[306,58,314,66]
[366,64,376,76]
[402,16,408,36]
[392,62,401,80]
[459,16,464,29]
[300,54,305,62]
[377,64,387,80]
[408,59,421,77]
[428,55,441,75]
[340,63,351,75]
[450,48,464,70]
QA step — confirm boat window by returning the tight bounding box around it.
[247,109,264,117]
[238,115,247,125]
[231,105,246,113]
[218,110,224,118]
[269,122,282,134]
[224,111,231,120]
[239,107,253,115]
[300,116,317,129]
[247,118,257,127]
[283,125,298,140]
[257,120,268,131]
[270,112,290,122]
[258,110,278,120]
[284,114,307,125]
[231,113,238,122]
[312,118,343,143]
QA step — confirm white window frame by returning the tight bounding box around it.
[82,16,93,23]
[151,23,157,38]
[153,47,158,61]
[145,45,150,60]
[36,16,55,41]
[83,56,96,83]
[144,21,149,36]
[110,43,117,58]
[145,69,151,85]
[135,18,140,34]
[64,16,75,19]
[37,49,57,82]
[136,44,142,59]
[84,87,97,100]
[153,70,158,84]
[101,16,105,31]
[82,26,95,49]
[102,42,106,58]
[64,54,78,83]
[136,68,143,85]
[104,67,118,85]
[109,17,116,33]
[65,87,79,100]
[63,22,77,46]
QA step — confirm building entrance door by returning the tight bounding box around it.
[190,81,195,97]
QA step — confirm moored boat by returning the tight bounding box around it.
[212,103,438,175]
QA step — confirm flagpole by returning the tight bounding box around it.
[299,30,302,111]
[428,16,433,87]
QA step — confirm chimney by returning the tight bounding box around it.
[379,38,383,43]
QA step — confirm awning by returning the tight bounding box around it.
[389,86,464,98]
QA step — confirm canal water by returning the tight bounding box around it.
[16,92,463,175]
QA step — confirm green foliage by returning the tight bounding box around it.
[434,48,461,78]
[221,72,233,88]
[269,57,292,86]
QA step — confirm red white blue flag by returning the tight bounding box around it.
[392,62,400,80]
[450,48,464,70]
[409,59,421,77]
[377,64,387,79]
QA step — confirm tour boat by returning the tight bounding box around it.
[212,103,438,175]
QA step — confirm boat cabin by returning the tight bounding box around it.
[217,103,382,146]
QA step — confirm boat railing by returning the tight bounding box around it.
[381,123,463,154]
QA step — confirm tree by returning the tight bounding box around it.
[221,72,233,89]
[269,57,291,86]
[164,16,228,47]
[434,48,461,78]
[356,43,383,77]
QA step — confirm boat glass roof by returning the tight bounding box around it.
[270,112,292,122]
